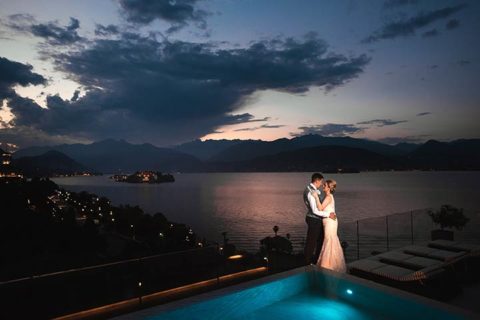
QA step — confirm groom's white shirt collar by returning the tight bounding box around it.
[309,183,320,192]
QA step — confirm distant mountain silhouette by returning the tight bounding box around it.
[208,134,405,162]
[13,150,93,177]
[13,136,480,173]
[174,139,245,160]
[14,139,203,173]
[407,139,480,170]
[206,146,399,172]
[393,142,420,154]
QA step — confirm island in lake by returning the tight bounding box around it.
[111,171,175,183]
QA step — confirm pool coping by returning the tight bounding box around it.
[112,265,477,319]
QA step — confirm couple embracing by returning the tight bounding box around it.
[303,173,346,273]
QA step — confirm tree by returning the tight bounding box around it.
[273,225,279,236]
[428,205,469,230]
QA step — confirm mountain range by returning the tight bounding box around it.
[14,139,202,173]
[10,135,480,175]
[11,150,94,177]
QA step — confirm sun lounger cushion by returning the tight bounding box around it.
[428,240,480,256]
[377,253,442,270]
[402,245,466,263]
[348,258,443,282]
[405,257,442,268]
[348,259,385,272]
[376,251,414,261]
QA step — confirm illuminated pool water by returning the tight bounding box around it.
[113,266,471,320]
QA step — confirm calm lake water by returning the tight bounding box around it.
[52,172,480,253]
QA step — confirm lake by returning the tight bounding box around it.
[52,171,480,253]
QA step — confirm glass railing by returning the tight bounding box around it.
[2,207,478,319]
[339,208,480,262]
[0,245,267,319]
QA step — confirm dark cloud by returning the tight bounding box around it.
[292,123,364,137]
[6,15,83,45]
[71,90,80,102]
[2,32,369,146]
[363,4,466,43]
[234,123,285,132]
[117,0,209,33]
[262,124,284,129]
[416,112,431,116]
[357,119,407,127]
[0,125,89,147]
[94,24,120,36]
[457,59,471,66]
[446,19,460,30]
[422,29,438,38]
[0,56,46,98]
[244,116,270,123]
[383,0,420,9]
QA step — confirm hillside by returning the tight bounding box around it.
[407,139,480,170]
[14,139,203,173]
[13,151,94,177]
[206,145,399,172]
[174,139,245,161]
[208,134,406,162]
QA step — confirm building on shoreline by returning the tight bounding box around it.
[0,151,23,179]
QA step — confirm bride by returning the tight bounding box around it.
[311,179,346,273]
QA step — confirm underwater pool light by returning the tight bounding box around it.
[346,289,353,295]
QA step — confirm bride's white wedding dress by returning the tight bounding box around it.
[317,195,346,273]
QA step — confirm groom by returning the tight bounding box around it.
[303,173,336,265]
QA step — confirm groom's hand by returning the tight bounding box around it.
[329,212,336,220]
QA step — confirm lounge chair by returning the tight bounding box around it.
[428,240,480,281]
[401,245,466,263]
[348,258,444,282]
[375,251,444,270]
[428,240,480,257]
[348,245,463,299]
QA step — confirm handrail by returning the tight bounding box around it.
[0,245,218,286]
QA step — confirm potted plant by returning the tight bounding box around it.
[428,205,469,241]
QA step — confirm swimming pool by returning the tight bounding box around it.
[113,266,472,320]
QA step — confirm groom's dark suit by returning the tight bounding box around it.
[303,183,330,264]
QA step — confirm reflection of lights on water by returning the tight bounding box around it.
[346,289,353,295]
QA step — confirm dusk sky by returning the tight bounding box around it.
[0,0,479,148]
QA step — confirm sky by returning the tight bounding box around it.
[0,0,479,148]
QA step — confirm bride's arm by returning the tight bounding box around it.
[311,192,332,210]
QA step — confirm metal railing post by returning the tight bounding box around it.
[216,243,221,285]
[386,215,390,251]
[137,257,143,306]
[356,220,360,260]
[410,211,414,244]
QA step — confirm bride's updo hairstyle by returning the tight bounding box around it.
[326,179,337,194]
